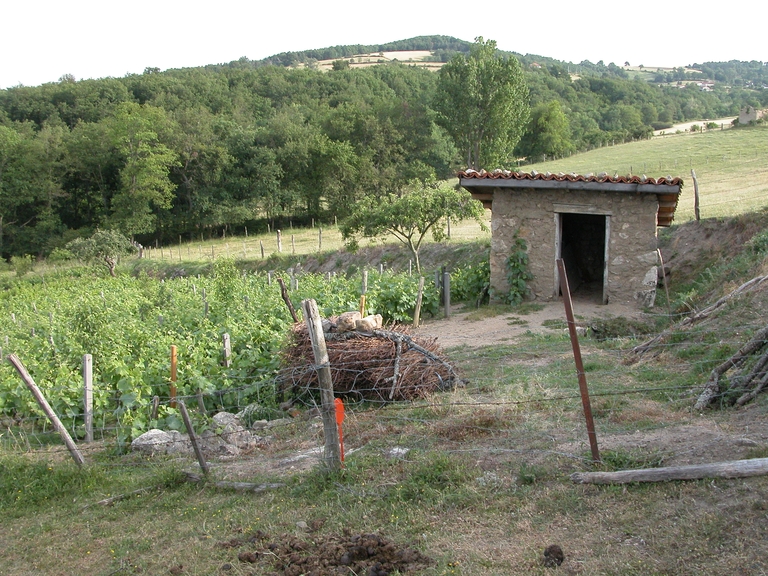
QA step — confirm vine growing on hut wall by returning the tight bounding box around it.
[503,235,533,305]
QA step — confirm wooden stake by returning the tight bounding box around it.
[277,230,282,253]
[83,354,93,443]
[179,401,210,476]
[443,271,451,319]
[222,333,232,368]
[413,276,425,328]
[7,354,85,467]
[301,299,342,471]
[657,248,671,321]
[359,295,366,317]
[557,259,600,463]
[170,345,177,408]
[691,168,700,221]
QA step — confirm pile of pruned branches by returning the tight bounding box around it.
[279,323,461,403]
[693,324,768,409]
[629,274,768,409]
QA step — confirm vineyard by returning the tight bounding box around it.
[0,259,443,444]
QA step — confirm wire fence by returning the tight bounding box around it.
[3,302,763,472]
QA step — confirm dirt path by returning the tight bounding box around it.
[415,299,644,348]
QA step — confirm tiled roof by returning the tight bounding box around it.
[458,169,683,186]
[458,169,683,227]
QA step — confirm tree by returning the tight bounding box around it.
[107,102,179,236]
[66,229,135,277]
[433,37,529,169]
[341,179,486,273]
[517,100,574,160]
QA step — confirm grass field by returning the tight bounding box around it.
[527,123,768,223]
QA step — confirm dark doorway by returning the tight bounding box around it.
[559,213,606,303]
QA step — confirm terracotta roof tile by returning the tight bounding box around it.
[458,169,683,227]
[457,169,683,187]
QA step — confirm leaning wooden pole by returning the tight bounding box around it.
[557,259,601,463]
[301,299,342,471]
[179,401,210,476]
[7,354,85,467]
[277,277,299,322]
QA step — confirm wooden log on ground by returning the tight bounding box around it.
[571,457,768,485]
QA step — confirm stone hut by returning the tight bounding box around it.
[739,106,765,125]
[459,170,683,307]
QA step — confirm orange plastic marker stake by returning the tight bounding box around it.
[334,397,345,463]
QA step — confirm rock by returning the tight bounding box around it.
[131,429,190,455]
[386,447,410,459]
[266,418,293,429]
[355,314,383,331]
[337,311,362,332]
[212,411,241,428]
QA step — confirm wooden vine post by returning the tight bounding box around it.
[7,354,85,467]
[301,299,342,471]
[83,354,93,443]
[170,345,178,408]
[691,169,700,221]
[557,259,600,463]
[359,269,368,316]
[413,276,425,328]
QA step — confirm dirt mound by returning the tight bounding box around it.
[659,210,768,289]
[220,530,433,575]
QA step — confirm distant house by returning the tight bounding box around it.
[460,170,683,308]
[739,106,765,124]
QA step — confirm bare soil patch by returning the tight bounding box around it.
[414,298,644,348]
[220,530,433,575]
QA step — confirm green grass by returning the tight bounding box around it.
[527,123,768,222]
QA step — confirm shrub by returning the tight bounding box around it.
[10,255,35,276]
[451,258,490,305]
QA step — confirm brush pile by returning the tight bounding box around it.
[279,321,460,403]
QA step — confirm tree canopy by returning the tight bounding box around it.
[434,37,530,169]
[341,179,486,273]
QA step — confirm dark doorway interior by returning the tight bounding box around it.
[559,213,606,302]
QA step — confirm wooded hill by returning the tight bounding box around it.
[0,35,766,260]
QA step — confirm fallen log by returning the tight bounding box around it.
[571,457,768,485]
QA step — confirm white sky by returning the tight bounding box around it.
[2,0,765,89]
